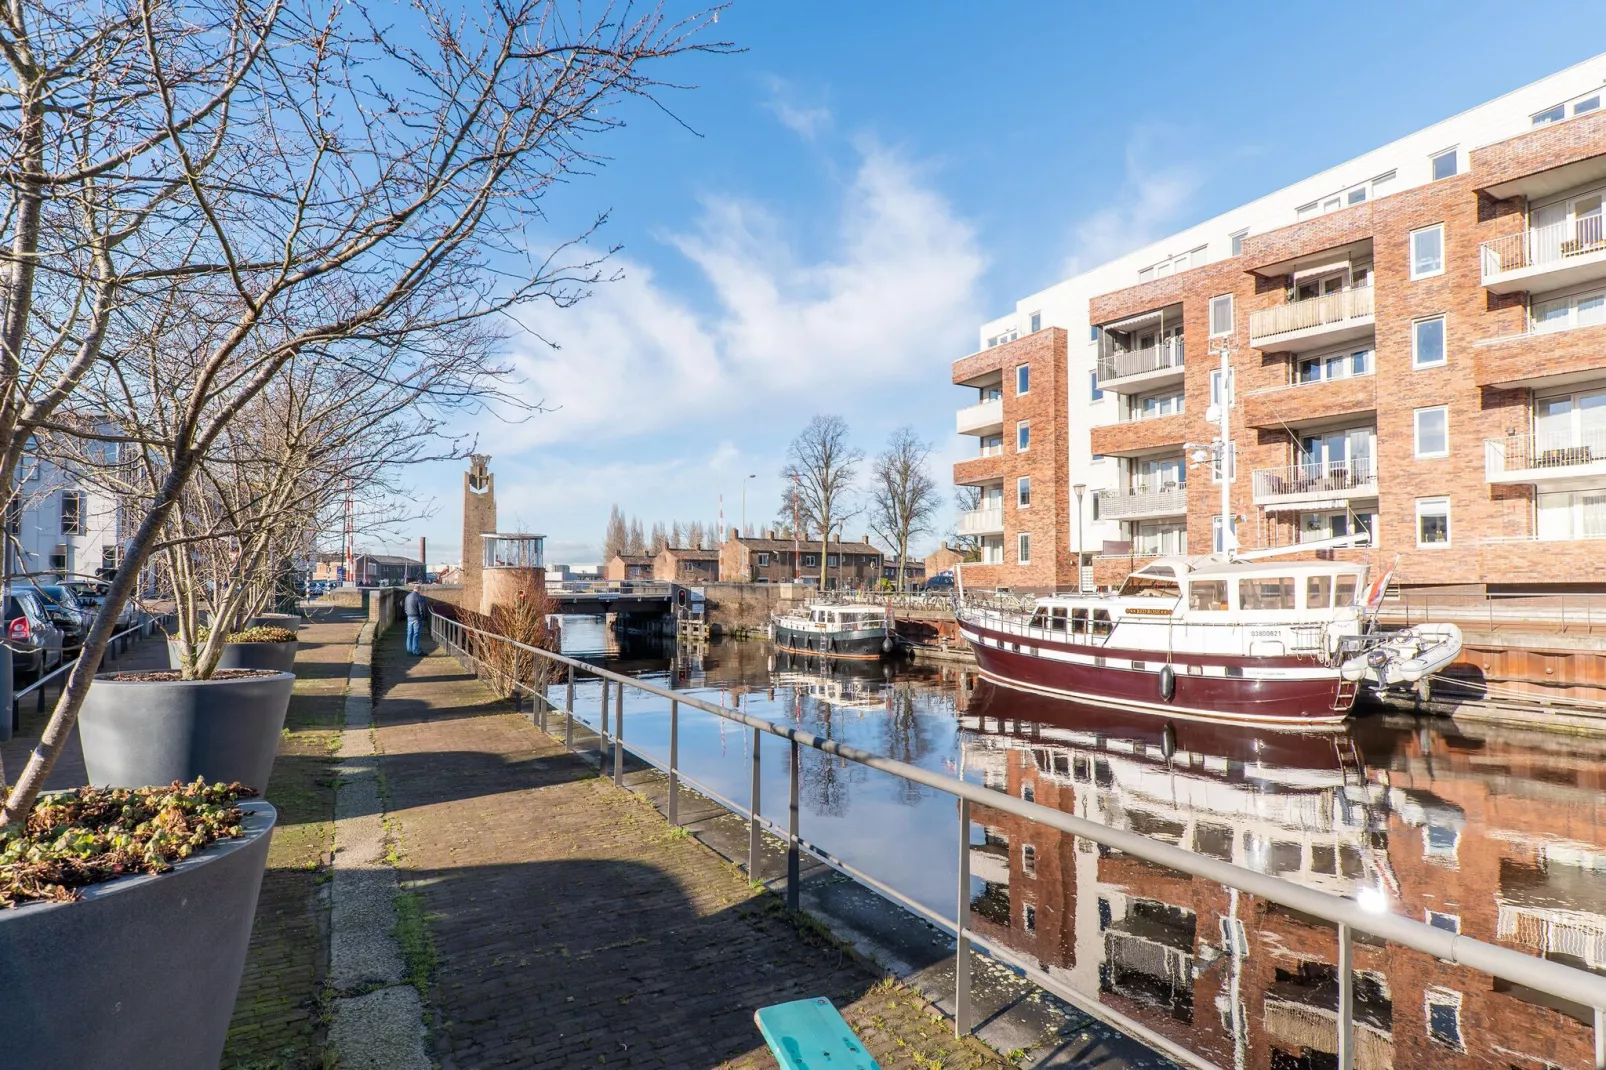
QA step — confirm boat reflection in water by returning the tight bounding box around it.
[961,680,1606,1070]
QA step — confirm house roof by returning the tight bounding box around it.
[661,546,719,560]
[609,554,654,564]
[729,537,882,554]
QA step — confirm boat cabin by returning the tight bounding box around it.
[807,605,886,630]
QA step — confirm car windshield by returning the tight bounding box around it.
[40,586,77,607]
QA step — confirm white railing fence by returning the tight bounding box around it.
[1482,216,1606,279]
[1253,457,1378,500]
[1097,339,1185,384]
[1096,483,1188,519]
[1485,426,1606,477]
[1249,286,1374,342]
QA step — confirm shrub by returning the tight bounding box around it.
[1,781,254,908]
[194,625,298,644]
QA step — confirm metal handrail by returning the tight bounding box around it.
[427,606,1606,1069]
[7,612,172,737]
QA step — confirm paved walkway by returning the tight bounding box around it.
[372,629,1012,1070]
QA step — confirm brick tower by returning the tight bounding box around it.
[461,454,496,610]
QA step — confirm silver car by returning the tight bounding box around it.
[4,587,65,685]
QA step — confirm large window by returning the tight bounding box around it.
[1299,510,1377,545]
[1188,580,1228,611]
[1209,294,1234,337]
[1017,532,1031,565]
[1016,364,1030,395]
[1133,521,1185,556]
[1017,476,1031,508]
[1299,347,1373,384]
[1532,286,1606,334]
[1416,497,1451,548]
[1410,224,1445,279]
[1414,406,1449,457]
[1537,489,1606,541]
[1239,576,1295,611]
[60,490,85,535]
[1134,388,1183,420]
[1412,315,1447,368]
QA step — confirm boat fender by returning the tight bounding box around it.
[882,636,894,653]
[1158,663,1175,702]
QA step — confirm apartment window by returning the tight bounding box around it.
[1138,266,1154,283]
[1412,315,1447,368]
[1017,532,1031,564]
[1089,325,1099,342]
[803,554,818,567]
[101,545,120,572]
[1414,406,1449,457]
[1021,844,1037,878]
[1090,371,1104,402]
[60,490,85,535]
[755,552,770,567]
[1017,476,1031,508]
[1016,421,1030,452]
[1207,294,1233,338]
[1537,490,1606,541]
[1211,515,1236,553]
[826,554,839,567]
[1426,910,1461,934]
[1016,364,1030,396]
[1430,147,1457,181]
[1299,347,1373,383]
[1230,229,1247,256]
[1416,497,1450,548]
[1209,368,1235,407]
[1029,311,1041,333]
[1532,286,1606,333]
[980,433,1003,457]
[1296,201,1319,220]
[1410,224,1445,279]
[1135,389,1183,419]
[1425,989,1463,1050]
[1579,95,1603,116]
[1533,103,1567,126]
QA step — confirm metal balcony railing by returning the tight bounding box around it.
[1248,286,1374,345]
[957,507,1004,536]
[1485,427,1606,478]
[1096,483,1188,519]
[1096,339,1184,385]
[1252,457,1377,502]
[1481,216,1606,282]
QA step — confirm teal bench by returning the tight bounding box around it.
[754,997,881,1069]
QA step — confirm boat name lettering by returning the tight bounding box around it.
[1125,607,1173,617]
[1251,629,1281,637]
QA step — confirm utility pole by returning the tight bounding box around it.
[791,474,800,583]
[741,473,755,535]
[1217,343,1235,555]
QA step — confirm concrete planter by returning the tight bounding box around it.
[0,801,275,1070]
[167,638,298,674]
[80,671,294,792]
[252,612,302,630]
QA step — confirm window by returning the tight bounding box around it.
[1017,532,1031,564]
[1426,910,1461,934]
[1239,576,1296,611]
[1579,95,1603,117]
[1211,514,1236,552]
[1022,783,1035,803]
[1016,421,1030,452]
[1425,989,1463,1049]
[1414,406,1449,457]
[101,545,119,572]
[1209,368,1235,407]
[1209,294,1234,337]
[1017,477,1031,508]
[1211,440,1236,483]
[1188,580,1228,612]
[1537,489,1606,541]
[1533,103,1567,126]
[1410,224,1445,279]
[1135,389,1184,419]
[1430,148,1457,181]
[1089,371,1103,402]
[1089,325,1099,342]
[1532,286,1606,333]
[826,554,839,567]
[1297,201,1319,220]
[1134,521,1186,556]
[1021,844,1037,877]
[1412,315,1447,368]
[1016,364,1030,395]
[1416,497,1450,548]
[1300,510,1377,546]
[1023,904,1037,932]
[48,552,67,573]
[1029,311,1041,333]
[755,552,770,567]
[803,553,818,567]
[985,329,1018,348]
[60,490,85,535]
[1138,266,1153,283]
[1306,575,1332,608]
[1299,347,1373,384]
[1229,230,1246,256]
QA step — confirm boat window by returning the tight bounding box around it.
[1091,609,1113,636]
[1049,607,1067,631]
[1188,580,1228,612]
[1029,607,1050,629]
[1118,574,1181,598]
[1306,575,1332,609]
[1071,608,1089,634]
[1239,576,1296,610]
[1335,574,1359,606]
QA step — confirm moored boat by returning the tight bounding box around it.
[958,553,1461,727]
[771,602,894,661]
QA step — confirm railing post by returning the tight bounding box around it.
[1337,922,1353,1070]
[748,727,762,883]
[787,738,800,913]
[600,675,611,765]
[1594,1005,1605,1070]
[613,681,624,786]
[535,657,546,732]
[565,664,575,748]
[668,699,680,825]
[955,796,972,1037]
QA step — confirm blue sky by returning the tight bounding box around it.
[375,1,1604,569]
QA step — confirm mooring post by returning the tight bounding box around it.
[613,681,624,786]
[787,738,801,912]
[955,796,972,1037]
[1337,923,1353,1070]
[668,700,680,825]
[748,727,762,882]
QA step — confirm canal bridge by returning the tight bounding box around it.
[546,580,685,616]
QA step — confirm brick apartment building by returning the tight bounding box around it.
[718,529,883,588]
[653,545,720,583]
[955,56,1606,593]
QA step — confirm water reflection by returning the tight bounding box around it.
[555,621,1606,1068]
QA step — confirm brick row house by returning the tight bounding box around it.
[719,530,884,588]
[954,56,1606,593]
[652,545,720,583]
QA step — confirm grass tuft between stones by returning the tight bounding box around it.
[393,889,436,991]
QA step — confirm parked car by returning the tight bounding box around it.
[4,588,65,686]
[61,578,139,630]
[33,585,90,652]
[921,572,956,593]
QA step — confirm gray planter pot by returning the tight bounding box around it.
[252,612,302,630]
[0,800,275,1070]
[80,671,294,792]
[167,638,298,674]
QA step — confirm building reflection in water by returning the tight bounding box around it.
[961,680,1606,1070]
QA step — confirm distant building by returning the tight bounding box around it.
[719,528,882,589]
[8,451,129,582]
[881,556,926,586]
[603,554,655,581]
[924,544,966,577]
[312,553,423,586]
[654,545,720,583]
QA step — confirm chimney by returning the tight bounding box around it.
[862,534,870,544]
[729,526,740,542]
[419,536,427,576]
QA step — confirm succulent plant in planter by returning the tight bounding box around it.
[0,782,277,1070]
[168,624,300,674]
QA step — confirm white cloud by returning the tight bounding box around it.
[762,76,832,141]
[1062,125,1206,277]
[499,142,985,447]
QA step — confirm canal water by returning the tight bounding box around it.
[551,615,1606,1069]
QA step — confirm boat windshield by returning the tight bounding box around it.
[1118,573,1180,599]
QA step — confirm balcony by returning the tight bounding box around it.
[1242,374,1378,431]
[1096,340,1185,392]
[958,507,1005,536]
[1481,218,1606,294]
[1485,428,1606,485]
[956,397,1004,436]
[1248,287,1374,352]
[1096,483,1187,521]
[1252,458,1378,508]
[1472,319,1606,389]
[1089,412,1190,457]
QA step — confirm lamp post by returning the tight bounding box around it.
[1072,483,1087,592]
[740,473,756,536]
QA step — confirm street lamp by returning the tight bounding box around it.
[740,473,756,535]
[1072,483,1087,592]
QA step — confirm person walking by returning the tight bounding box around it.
[404,583,426,655]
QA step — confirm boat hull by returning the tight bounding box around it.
[773,623,889,661]
[960,617,1351,726]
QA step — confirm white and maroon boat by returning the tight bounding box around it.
[957,552,1461,727]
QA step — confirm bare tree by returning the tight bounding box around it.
[867,427,939,592]
[950,486,985,561]
[1,0,733,825]
[603,505,628,562]
[780,415,862,590]
[626,517,646,556]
